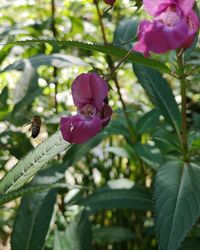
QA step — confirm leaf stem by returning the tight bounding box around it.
[93,0,136,142]
[176,49,188,158]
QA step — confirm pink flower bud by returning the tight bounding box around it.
[103,0,116,5]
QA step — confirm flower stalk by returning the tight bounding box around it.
[176,49,188,158]
[93,0,136,142]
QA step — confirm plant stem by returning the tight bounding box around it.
[176,49,188,158]
[93,0,136,142]
[51,0,58,113]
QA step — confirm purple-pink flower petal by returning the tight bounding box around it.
[134,18,189,56]
[72,73,108,111]
[60,115,102,144]
[177,0,195,15]
[101,104,113,128]
[143,0,175,16]
[181,10,200,48]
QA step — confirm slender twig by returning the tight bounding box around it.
[51,0,58,113]
[93,0,136,142]
[107,48,133,81]
[176,49,188,158]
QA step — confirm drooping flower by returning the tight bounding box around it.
[60,73,112,144]
[133,0,200,57]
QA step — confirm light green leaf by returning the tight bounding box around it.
[1,40,171,74]
[11,190,56,250]
[1,53,87,73]
[155,160,200,250]
[78,179,152,213]
[0,131,70,194]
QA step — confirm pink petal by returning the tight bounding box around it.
[187,10,200,35]
[60,115,101,144]
[133,19,189,56]
[72,73,108,111]
[181,10,200,48]
[143,0,175,16]
[177,0,195,15]
[101,104,113,128]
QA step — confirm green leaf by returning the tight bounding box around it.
[93,226,134,242]
[0,182,66,206]
[113,19,138,50]
[1,53,87,73]
[54,209,92,250]
[133,65,181,136]
[0,131,70,194]
[136,109,160,135]
[78,179,152,213]
[11,190,56,250]
[133,143,163,170]
[180,238,200,250]
[155,160,200,250]
[0,86,9,119]
[1,40,171,74]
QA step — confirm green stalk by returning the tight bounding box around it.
[176,49,188,159]
[93,0,136,142]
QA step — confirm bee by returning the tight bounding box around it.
[30,115,41,138]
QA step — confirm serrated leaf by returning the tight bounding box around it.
[133,65,181,137]
[11,190,56,250]
[78,179,152,213]
[1,40,171,74]
[155,160,200,250]
[0,182,66,206]
[0,131,70,194]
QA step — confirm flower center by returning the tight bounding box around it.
[156,7,182,27]
[79,103,97,118]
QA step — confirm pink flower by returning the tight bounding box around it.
[60,73,112,144]
[133,0,200,56]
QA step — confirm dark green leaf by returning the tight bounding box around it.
[155,160,200,250]
[113,19,138,50]
[93,226,134,242]
[78,179,152,213]
[133,65,181,136]
[54,209,92,250]
[11,190,56,250]
[133,143,163,170]
[136,109,160,135]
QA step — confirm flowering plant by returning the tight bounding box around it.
[134,0,200,56]
[60,73,112,144]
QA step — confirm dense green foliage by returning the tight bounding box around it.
[0,0,200,250]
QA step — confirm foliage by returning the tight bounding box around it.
[0,1,200,250]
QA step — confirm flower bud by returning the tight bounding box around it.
[103,0,116,5]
